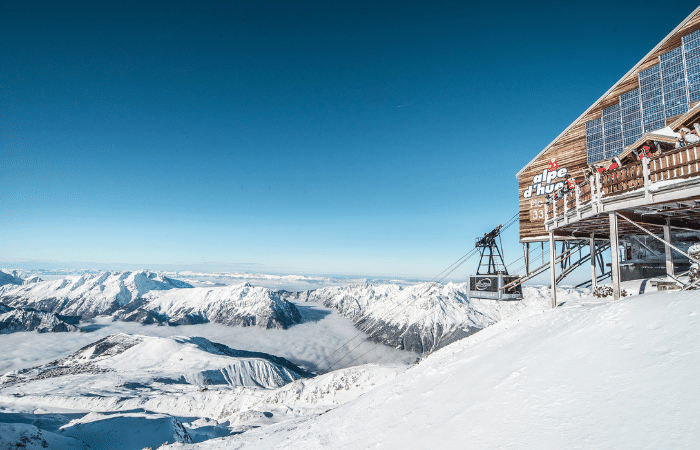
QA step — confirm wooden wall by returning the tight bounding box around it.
[518,10,700,242]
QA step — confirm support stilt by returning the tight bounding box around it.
[524,243,530,275]
[609,213,621,300]
[549,232,557,308]
[590,233,597,290]
[664,218,675,277]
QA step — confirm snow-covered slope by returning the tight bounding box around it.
[120,283,302,329]
[0,269,24,287]
[284,283,568,353]
[0,304,79,333]
[0,423,88,450]
[59,412,192,450]
[0,360,404,442]
[0,270,192,319]
[168,288,700,450]
[0,334,404,448]
[0,333,312,390]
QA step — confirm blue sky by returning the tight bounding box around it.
[2,0,699,279]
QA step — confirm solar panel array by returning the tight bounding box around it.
[585,118,604,164]
[585,30,700,164]
[683,29,700,102]
[660,46,688,118]
[620,89,643,147]
[639,64,666,133]
[602,103,623,159]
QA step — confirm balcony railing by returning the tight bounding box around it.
[545,144,700,224]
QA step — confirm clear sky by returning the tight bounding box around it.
[2,0,699,279]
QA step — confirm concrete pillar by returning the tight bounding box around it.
[609,213,621,300]
[549,232,557,308]
[590,233,597,289]
[664,218,674,277]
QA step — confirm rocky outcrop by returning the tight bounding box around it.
[0,303,79,334]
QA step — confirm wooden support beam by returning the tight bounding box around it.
[549,232,557,308]
[609,213,621,300]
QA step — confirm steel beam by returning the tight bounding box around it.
[609,213,621,300]
[549,232,557,308]
[664,217,675,277]
[590,233,597,289]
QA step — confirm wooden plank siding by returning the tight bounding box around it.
[518,8,700,242]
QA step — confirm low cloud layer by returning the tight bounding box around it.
[0,298,417,375]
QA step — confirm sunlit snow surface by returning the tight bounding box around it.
[159,288,700,450]
[5,272,695,450]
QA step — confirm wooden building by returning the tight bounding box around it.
[515,6,700,304]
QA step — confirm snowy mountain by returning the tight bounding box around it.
[158,288,700,450]
[0,423,89,450]
[284,283,568,353]
[0,333,312,390]
[0,269,24,287]
[119,283,302,328]
[0,332,404,449]
[0,346,403,447]
[0,272,302,329]
[0,270,193,319]
[0,304,79,334]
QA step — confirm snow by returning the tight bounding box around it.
[648,176,692,191]
[160,288,700,450]
[289,283,567,353]
[139,283,301,328]
[650,125,681,138]
[0,270,192,318]
[0,273,302,329]
[2,275,697,450]
[0,334,310,391]
[59,412,191,450]
[0,298,416,376]
[0,270,24,287]
[160,271,374,291]
[0,306,79,333]
[0,422,88,449]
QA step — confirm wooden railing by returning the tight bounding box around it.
[600,163,645,195]
[647,145,700,182]
[545,144,700,223]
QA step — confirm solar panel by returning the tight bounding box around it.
[586,118,604,164]
[683,29,700,103]
[660,46,689,118]
[602,103,623,159]
[639,64,666,132]
[620,89,643,147]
